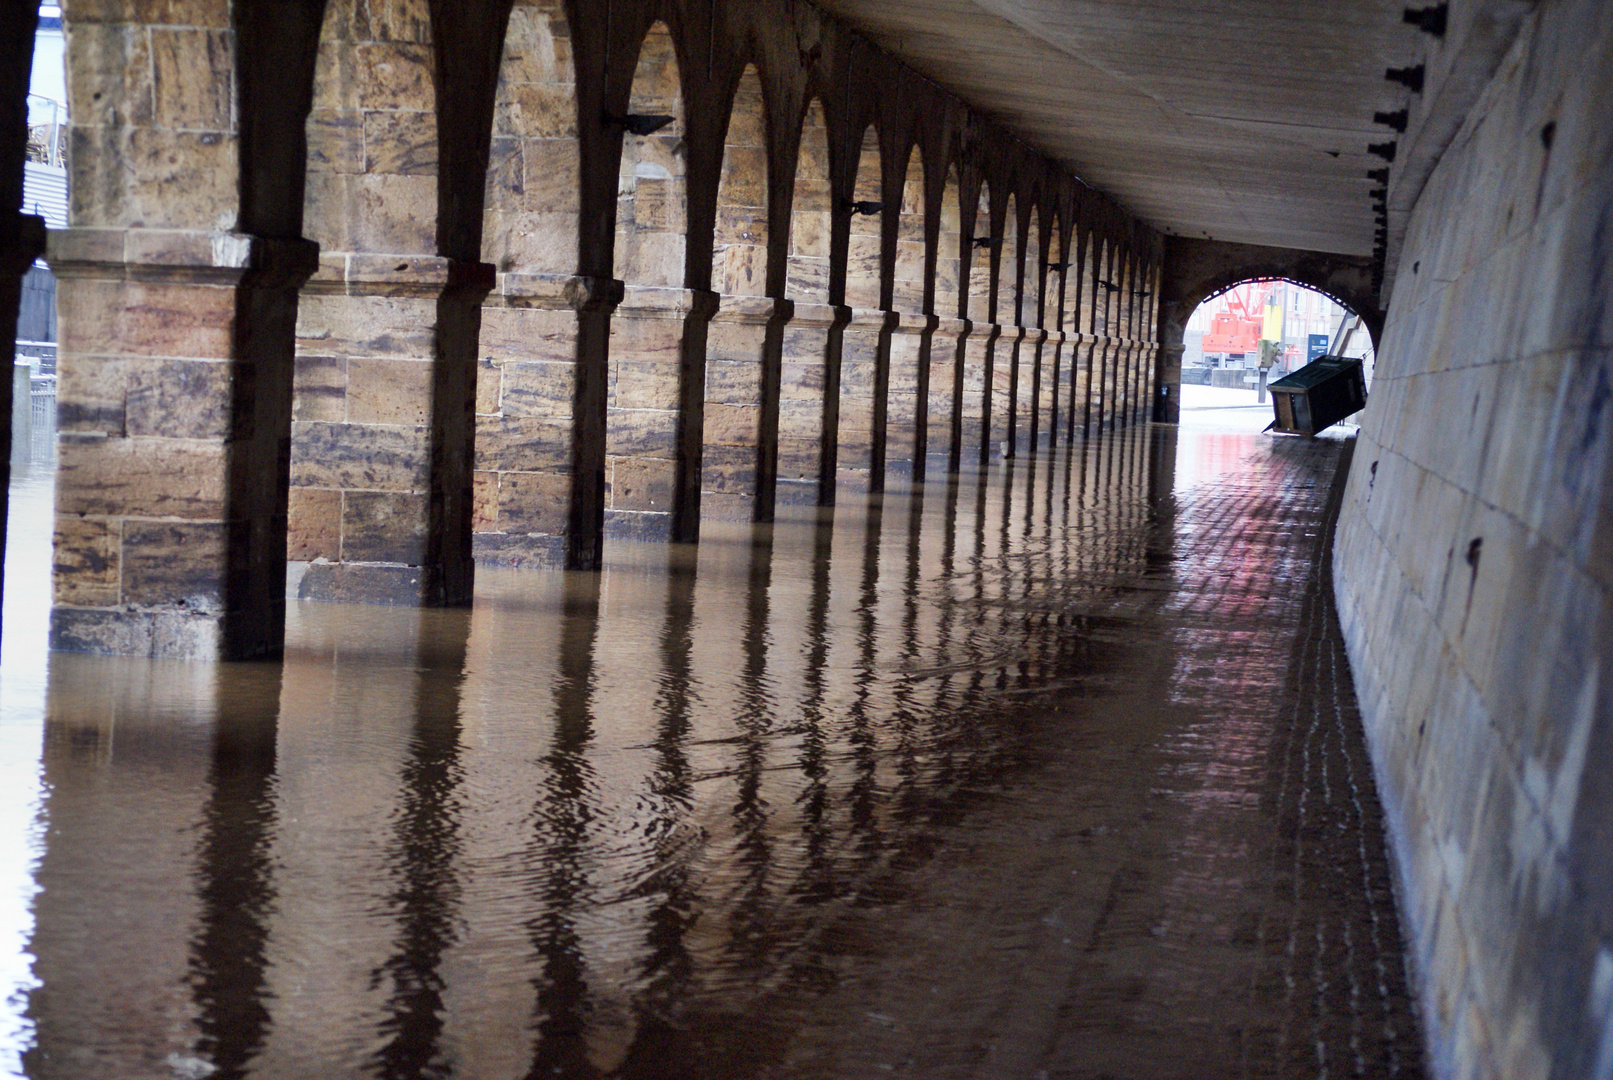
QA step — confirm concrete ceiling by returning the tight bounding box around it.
[816,0,1426,256]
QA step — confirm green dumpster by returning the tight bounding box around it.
[1268,355,1367,436]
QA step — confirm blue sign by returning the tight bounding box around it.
[1308,334,1329,361]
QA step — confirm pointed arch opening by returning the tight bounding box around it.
[288,0,444,600]
[885,143,926,477]
[604,20,687,540]
[959,179,992,465]
[615,23,685,289]
[928,165,964,471]
[992,194,1018,457]
[701,64,770,523]
[1021,205,1045,451]
[472,0,582,567]
[777,97,831,505]
[836,124,882,490]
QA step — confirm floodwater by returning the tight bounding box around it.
[0,401,1422,1079]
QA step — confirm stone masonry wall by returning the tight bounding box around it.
[40,0,1162,655]
[1332,1,1613,1076]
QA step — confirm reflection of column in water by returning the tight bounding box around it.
[929,475,968,767]
[994,457,1019,689]
[1146,426,1179,575]
[726,537,777,954]
[369,609,471,1078]
[190,664,282,1080]
[968,461,991,674]
[847,498,884,850]
[526,575,603,1079]
[888,484,929,824]
[29,660,221,1079]
[613,561,701,1077]
[792,515,836,902]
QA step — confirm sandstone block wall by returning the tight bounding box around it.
[1332,1,1613,1076]
[31,0,1162,655]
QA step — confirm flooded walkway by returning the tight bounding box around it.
[0,417,1424,1079]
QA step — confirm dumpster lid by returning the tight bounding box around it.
[1269,354,1364,391]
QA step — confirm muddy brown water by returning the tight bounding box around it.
[0,418,1424,1079]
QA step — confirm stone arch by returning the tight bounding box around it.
[1089,236,1111,429]
[1065,229,1093,440]
[700,63,771,524]
[777,97,831,506]
[471,0,582,568]
[713,66,768,299]
[1024,204,1044,330]
[288,0,450,602]
[928,163,964,471]
[992,192,1018,456]
[998,193,1019,327]
[892,145,925,313]
[935,166,963,320]
[835,123,882,490]
[1152,236,1383,423]
[615,20,686,289]
[604,19,689,540]
[1017,202,1043,453]
[786,99,831,305]
[1045,215,1072,447]
[959,178,992,464]
[843,124,883,310]
[885,142,925,476]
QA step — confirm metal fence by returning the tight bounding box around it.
[29,374,56,463]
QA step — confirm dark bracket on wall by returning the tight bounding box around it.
[1404,3,1448,37]
[1366,167,1391,184]
[1385,64,1425,93]
[1374,108,1409,132]
[605,113,675,136]
[843,200,885,216]
[972,235,1000,248]
[1096,279,1120,293]
[1046,261,1070,272]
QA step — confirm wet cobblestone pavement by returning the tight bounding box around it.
[0,421,1426,1079]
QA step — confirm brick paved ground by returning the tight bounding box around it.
[728,427,1429,1079]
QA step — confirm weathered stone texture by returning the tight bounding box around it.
[42,0,1158,653]
[1334,4,1613,1078]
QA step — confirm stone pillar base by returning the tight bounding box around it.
[295,561,437,605]
[49,607,221,659]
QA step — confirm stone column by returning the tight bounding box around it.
[1029,326,1051,450]
[1070,335,1093,441]
[836,305,893,493]
[1090,337,1110,432]
[289,255,493,604]
[1043,329,1066,448]
[472,273,589,569]
[604,285,704,540]
[958,319,996,467]
[776,301,839,506]
[49,229,318,658]
[884,310,931,482]
[994,323,1025,457]
[925,315,967,473]
[702,293,786,523]
[1116,335,1132,428]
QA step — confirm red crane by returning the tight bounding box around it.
[1201,280,1277,363]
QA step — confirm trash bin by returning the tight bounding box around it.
[1268,355,1367,436]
